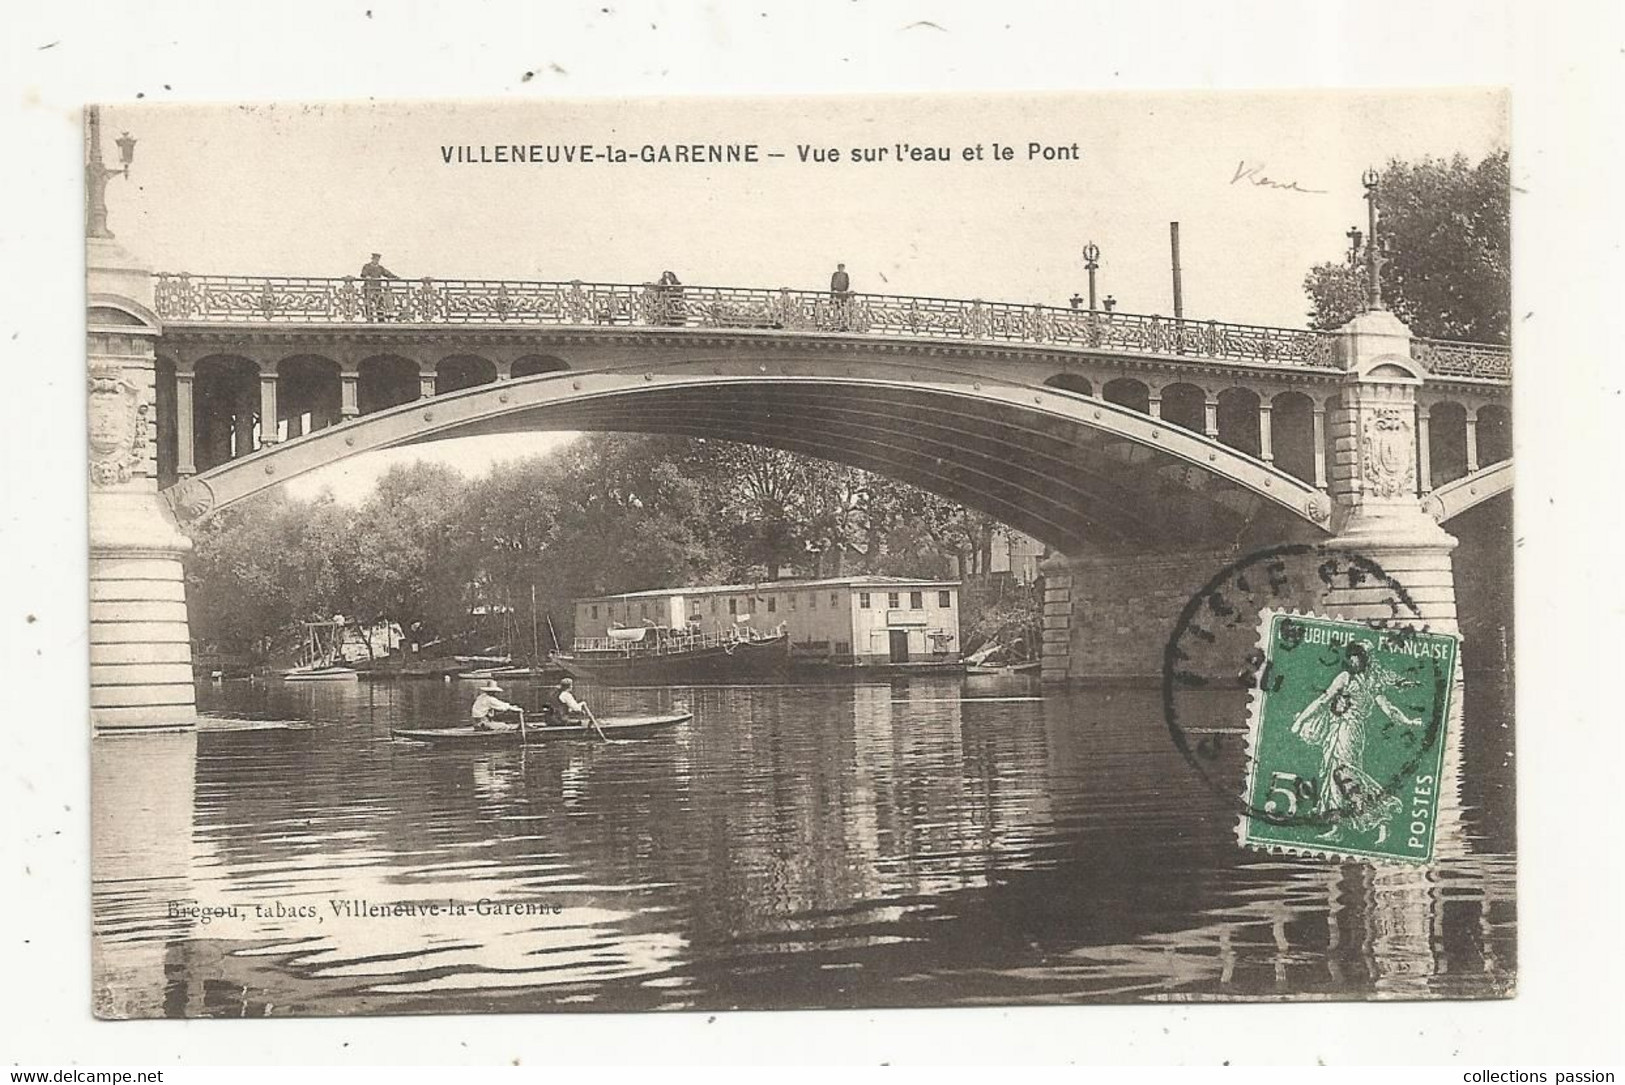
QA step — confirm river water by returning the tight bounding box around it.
[91,674,1515,1017]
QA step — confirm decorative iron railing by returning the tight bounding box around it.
[153,273,1346,368]
[570,622,788,656]
[151,273,1512,380]
[1410,337,1512,382]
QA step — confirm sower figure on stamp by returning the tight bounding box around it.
[360,252,399,321]
[1290,641,1422,843]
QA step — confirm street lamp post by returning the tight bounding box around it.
[1361,167,1387,311]
[1082,242,1101,312]
[86,106,137,241]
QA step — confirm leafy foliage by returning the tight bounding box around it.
[1304,150,1510,344]
[186,435,1035,658]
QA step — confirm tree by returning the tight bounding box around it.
[347,462,472,651]
[1304,150,1510,344]
[185,432,1042,655]
[186,490,356,659]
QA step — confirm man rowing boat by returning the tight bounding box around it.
[549,677,590,723]
[471,679,522,731]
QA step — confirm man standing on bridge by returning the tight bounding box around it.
[360,252,399,321]
[829,262,852,330]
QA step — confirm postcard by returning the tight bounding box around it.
[86,89,1513,1017]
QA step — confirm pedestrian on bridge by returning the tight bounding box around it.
[829,262,852,330]
[360,252,400,321]
[656,270,686,326]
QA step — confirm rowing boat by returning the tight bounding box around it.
[390,711,692,745]
[280,664,358,681]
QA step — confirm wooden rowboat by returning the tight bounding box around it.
[280,664,358,681]
[390,711,691,745]
[964,660,1042,676]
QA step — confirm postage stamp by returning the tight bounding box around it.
[1238,610,1461,864]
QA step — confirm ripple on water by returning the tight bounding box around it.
[90,675,1516,1015]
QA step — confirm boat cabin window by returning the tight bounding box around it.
[831,593,839,608]
[888,592,900,608]
[640,603,649,619]
[590,605,599,620]
[729,598,738,615]
[938,591,951,608]
[910,591,923,609]
[767,596,777,613]
[859,592,871,609]
[788,595,797,611]
[710,598,718,614]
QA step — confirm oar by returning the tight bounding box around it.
[583,704,610,744]
[518,706,528,743]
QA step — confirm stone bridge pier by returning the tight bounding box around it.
[1041,308,1459,685]
[89,240,196,732]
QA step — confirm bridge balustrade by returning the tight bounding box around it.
[1411,338,1511,382]
[151,273,1448,371]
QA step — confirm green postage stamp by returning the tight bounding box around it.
[1239,610,1461,864]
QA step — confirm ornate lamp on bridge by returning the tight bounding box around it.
[86,106,137,241]
[1361,167,1389,312]
[1081,242,1101,312]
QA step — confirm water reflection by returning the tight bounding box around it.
[92,673,1514,1016]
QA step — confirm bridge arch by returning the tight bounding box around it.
[1477,403,1512,465]
[510,354,571,379]
[276,354,342,439]
[163,357,1332,554]
[1270,390,1317,485]
[436,354,498,395]
[192,354,261,469]
[1102,377,1149,414]
[1428,399,1470,485]
[358,354,420,415]
[1215,386,1262,458]
[1159,382,1207,435]
[1042,373,1093,398]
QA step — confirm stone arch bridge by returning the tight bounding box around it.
[88,267,1511,730]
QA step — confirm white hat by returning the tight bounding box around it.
[479,680,503,693]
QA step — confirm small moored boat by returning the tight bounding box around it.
[391,711,692,745]
[965,660,1042,676]
[281,664,359,681]
[280,619,358,680]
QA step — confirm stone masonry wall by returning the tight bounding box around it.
[1052,549,1238,683]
